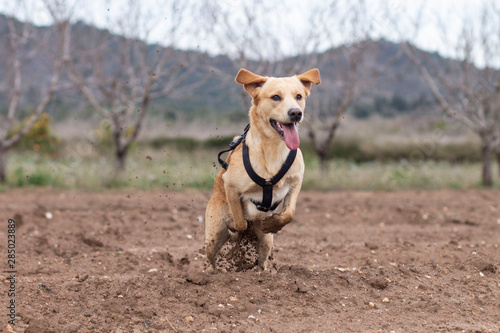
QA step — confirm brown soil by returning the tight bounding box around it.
[1,189,499,333]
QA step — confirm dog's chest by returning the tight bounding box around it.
[241,183,291,219]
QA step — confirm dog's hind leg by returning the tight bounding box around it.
[205,201,230,270]
[254,227,273,271]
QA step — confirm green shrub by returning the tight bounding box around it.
[149,137,199,150]
[26,170,53,186]
[203,135,236,149]
[14,167,28,187]
[13,166,56,187]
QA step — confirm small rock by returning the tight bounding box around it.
[77,274,89,283]
[382,297,389,303]
[186,234,193,240]
[148,268,158,273]
[45,212,53,220]
[197,215,204,223]
[117,295,123,298]
[368,277,388,290]
[229,296,239,302]
[369,302,375,308]
[185,315,194,322]
[185,271,208,285]
[463,251,496,273]
[248,315,256,320]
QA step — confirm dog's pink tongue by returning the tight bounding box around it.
[282,123,300,150]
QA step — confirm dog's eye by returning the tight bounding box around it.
[271,95,281,102]
[296,94,302,101]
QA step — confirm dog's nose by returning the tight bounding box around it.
[288,108,302,122]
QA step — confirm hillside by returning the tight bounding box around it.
[0,14,474,122]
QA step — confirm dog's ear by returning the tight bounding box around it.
[297,68,321,94]
[235,69,268,97]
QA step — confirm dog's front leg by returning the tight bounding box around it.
[260,183,302,234]
[224,184,248,232]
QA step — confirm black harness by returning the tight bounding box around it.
[217,124,297,212]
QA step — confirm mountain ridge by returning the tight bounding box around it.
[0,13,476,122]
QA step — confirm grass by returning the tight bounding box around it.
[304,159,485,191]
[3,141,497,191]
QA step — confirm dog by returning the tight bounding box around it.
[205,68,321,271]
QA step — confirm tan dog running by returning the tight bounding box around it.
[205,68,321,271]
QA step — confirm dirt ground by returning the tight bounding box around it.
[0,188,499,333]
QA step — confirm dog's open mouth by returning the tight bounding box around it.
[270,119,300,150]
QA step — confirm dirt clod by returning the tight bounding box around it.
[462,251,497,273]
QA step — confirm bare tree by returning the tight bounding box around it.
[399,1,500,186]
[0,9,68,183]
[51,0,203,170]
[306,41,381,171]
[302,0,395,171]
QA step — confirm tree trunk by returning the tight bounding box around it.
[496,145,500,180]
[480,132,493,187]
[116,147,128,171]
[318,150,329,174]
[0,146,7,183]
[308,124,340,175]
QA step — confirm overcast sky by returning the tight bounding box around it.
[0,0,496,66]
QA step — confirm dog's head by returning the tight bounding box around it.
[235,68,321,150]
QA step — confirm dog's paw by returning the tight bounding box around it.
[226,219,247,233]
[259,214,285,233]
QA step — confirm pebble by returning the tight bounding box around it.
[382,298,389,303]
[45,212,53,220]
[229,296,239,302]
[186,234,193,240]
[248,315,256,320]
[185,315,194,322]
[369,302,375,308]
[148,268,158,273]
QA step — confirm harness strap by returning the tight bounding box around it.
[216,123,297,212]
[242,138,297,212]
[217,124,250,170]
